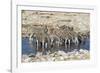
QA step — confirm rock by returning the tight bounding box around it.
[51,57,55,61]
[36,52,42,57]
[22,49,90,62]
[40,57,46,61]
[29,53,36,57]
[75,51,79,56]
[22,55,29,59]
[24,57,32,62]
[79,49,85,53]
[57,50,67,56]
[59,56,64,60]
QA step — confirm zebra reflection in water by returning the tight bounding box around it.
[29,33,87,55]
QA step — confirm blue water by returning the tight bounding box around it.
[22,37,36,55]
[81,38,90,50]
[22,37,90,55]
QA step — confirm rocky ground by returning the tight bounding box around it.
[22,49,90,63]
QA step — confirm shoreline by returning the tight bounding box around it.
[22,49,90,63]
